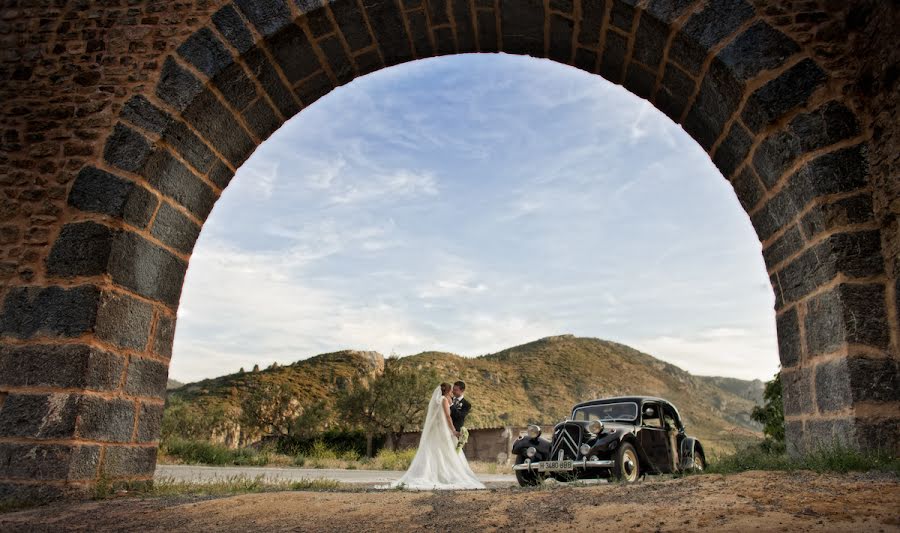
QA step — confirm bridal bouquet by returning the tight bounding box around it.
[456,427,469,454]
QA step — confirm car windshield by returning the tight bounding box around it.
[572,402,639,422]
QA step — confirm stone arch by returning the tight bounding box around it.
[0,0,897,500]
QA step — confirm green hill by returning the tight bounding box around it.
[169,336,764,453]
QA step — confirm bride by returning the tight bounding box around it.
[384,382,485,490]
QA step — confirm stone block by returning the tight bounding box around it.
[161,120,217,174]
[140,149,217,219]
[730,167,764,211]
[213,62,258,112]
[609,0,634,32]
[683,61,744,150]
[364,0,414,65]
[577,0,605,46]
[0,344,124,391]
[789,101,859,152]
[784,419,805,455]
[155,57,204,113]
[775,306,802,368]
[452,0,476,52]
[645,0,693,23]
[623,63,656,100]
[243,98,282,140]
[102,445,158,478]
[137,403,165,442]
[243,46,301,118]
[806,417,856,448]
[67,166,158,228]
[655,63,695,121]
[599,31,628,82]
[235,0,293,37]
[790,144,869,206]
[753,130,801,188]
[303,6,333,37]
[46,221,115,277]
[0,285,100,339]
[845,357,899,403]
[330,0,373,51]
[427,0,449,26]
[320,35,354,84]
[632,13,667,69]
[805,282,889,355]
[680,0,754,50]
[76,396,136,443]
[668,31,705,76]
[712,121,753,178]
[121,95,173,134]
[95,291,154,350]
[267,23,321,85]
[741,58,827,133]
[124,357,169,399]
[0,443,99,481]
[177,27,234,78]
[717,21,799,81]
[150,202,201,255]
[296,71,333,106]
[501,0,544,58]
[152,313,176,359]
[182,89,255,167]
[781,366,813,416]
[103,123,152,173]
[854,417,900,454]
[207,159,234,190]
[799,194,874,239]
[0,393,79,439]
[762,224,805,270]
[108,231,188,307]
[477,10,500,53]
[213,4,255,54]
[548,14,573,63]
[406,10,433,58]
[355,49,383,76]
[814,358,852,413]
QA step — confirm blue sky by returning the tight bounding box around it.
[170,54,778,383]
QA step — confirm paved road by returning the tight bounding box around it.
[155,464,516,487]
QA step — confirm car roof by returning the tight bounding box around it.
[571,396,678,412]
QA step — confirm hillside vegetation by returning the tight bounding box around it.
[169,335,763,452]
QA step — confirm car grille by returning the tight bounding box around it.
[550,423,583,460]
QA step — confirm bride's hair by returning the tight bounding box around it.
[440,382,451,395]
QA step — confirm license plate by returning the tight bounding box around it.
[539,460,573,472]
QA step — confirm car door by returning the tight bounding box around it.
[638,402,672,473]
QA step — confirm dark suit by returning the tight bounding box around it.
[450,396,471,432]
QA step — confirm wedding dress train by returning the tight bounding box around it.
[382,386,485,490]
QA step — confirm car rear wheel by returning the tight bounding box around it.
[691,451,705,472]
[514,454,543,487]
[613,443,640,483]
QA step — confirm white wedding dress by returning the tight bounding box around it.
[382,386,485,490]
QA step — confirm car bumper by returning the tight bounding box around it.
[513,458,615,473]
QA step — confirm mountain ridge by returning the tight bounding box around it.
[169,335,765,452]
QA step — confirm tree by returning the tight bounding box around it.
[337,361,437,457]
[161,396,228,441]
[239,381,298,437]
[751,373,784,452]
[290,399,330,440]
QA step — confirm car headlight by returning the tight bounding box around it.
[527,424,541,439]
[580,443,591,456]
[526,446,537,458]
[587,420,603,434]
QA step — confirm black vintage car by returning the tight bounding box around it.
[512,396,706,486]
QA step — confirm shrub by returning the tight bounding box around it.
[160,438,270,466]
[374,448,417,471]
[707,442,900,475]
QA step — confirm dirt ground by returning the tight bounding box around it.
[2,471,898,532]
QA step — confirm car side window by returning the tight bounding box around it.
[662,405,679,431]
[642,404,663,428]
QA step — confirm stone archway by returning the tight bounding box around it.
[0,0,897,500]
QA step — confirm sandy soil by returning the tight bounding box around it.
[2,471,898,532]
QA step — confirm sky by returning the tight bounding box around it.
[170,53,779,384]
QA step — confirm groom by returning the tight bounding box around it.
[449,380,471,436]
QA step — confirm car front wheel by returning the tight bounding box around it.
[613,443,640,483]
[514,454,543,487]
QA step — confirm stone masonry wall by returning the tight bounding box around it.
[0,0,897,501]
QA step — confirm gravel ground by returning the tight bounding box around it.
[2,471,898,532]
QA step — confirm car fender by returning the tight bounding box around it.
[512,436,551,460]
[679,437,703,469]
